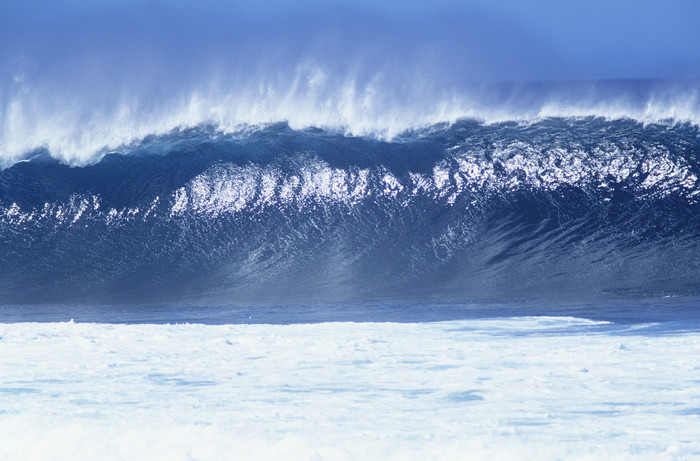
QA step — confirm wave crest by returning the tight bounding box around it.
[2,79,700,167]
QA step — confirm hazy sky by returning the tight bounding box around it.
[1,0,699,84]
[478,0,700,80]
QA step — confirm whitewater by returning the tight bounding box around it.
[3,0,700,459]
[2,317,700,460]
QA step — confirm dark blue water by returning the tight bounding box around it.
[2,298,700,329]
[2,117,700,323]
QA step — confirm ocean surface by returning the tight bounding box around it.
[2,100,700,458]
[3,113,700,311]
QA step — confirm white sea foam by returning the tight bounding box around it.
[0,317,698,460]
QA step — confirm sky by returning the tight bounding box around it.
[1,0,699,84]
[481,0,700,80]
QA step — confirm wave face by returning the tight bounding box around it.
[1,118,699,304]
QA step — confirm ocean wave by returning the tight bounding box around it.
[1,118,699,303]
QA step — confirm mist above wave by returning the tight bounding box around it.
[2,78,699,167]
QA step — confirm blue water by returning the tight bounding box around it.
[2,116,700,324]
[3,6,700,461]
[2,2,700,324]
[3,298,700,329]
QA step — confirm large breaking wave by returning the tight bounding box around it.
[2,117,699,304]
